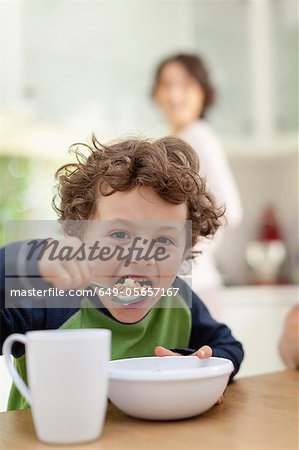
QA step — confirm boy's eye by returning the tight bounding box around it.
[155,236,174,246]
[109,231,130,240]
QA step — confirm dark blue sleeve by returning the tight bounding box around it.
[0,241,46,355]
[0,240,50,308]
[189,292,244,379]
[0,241,78,356]
[171,278,244,380]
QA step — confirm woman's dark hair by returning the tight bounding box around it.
[152,53,216,118]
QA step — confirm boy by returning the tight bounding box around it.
[0,135,244,411]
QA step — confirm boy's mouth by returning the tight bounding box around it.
[113,275,154,295]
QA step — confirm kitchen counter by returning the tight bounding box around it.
[221,284,298,307]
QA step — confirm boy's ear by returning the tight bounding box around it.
[178,248,193,277]
[182,244,193,261]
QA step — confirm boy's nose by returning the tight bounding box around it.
[130,256,156,267]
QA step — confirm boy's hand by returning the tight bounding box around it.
[155,344,212,359]
[38,237,93,290]
[154,345,224,405]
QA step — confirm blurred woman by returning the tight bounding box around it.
[152,53,242,319]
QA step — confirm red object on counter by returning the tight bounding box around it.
[249,204,288,285]
[259,205,283,241]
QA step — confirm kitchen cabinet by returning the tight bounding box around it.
[221,285,297,377]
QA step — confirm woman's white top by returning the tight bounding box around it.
[179,120,243,290]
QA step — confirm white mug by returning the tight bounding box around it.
[2,329,111,444]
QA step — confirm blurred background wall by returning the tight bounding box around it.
[0,0,297,285]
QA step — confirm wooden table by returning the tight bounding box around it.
[0,371,298,450]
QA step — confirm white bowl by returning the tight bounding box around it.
[108,356,233,420]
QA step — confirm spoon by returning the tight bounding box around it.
[90,281,146,305]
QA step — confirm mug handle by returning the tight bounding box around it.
[2,334,32,405]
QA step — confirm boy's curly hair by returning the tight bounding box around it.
[53,135,224,247]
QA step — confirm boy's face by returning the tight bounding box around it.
[84,186,188,323]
